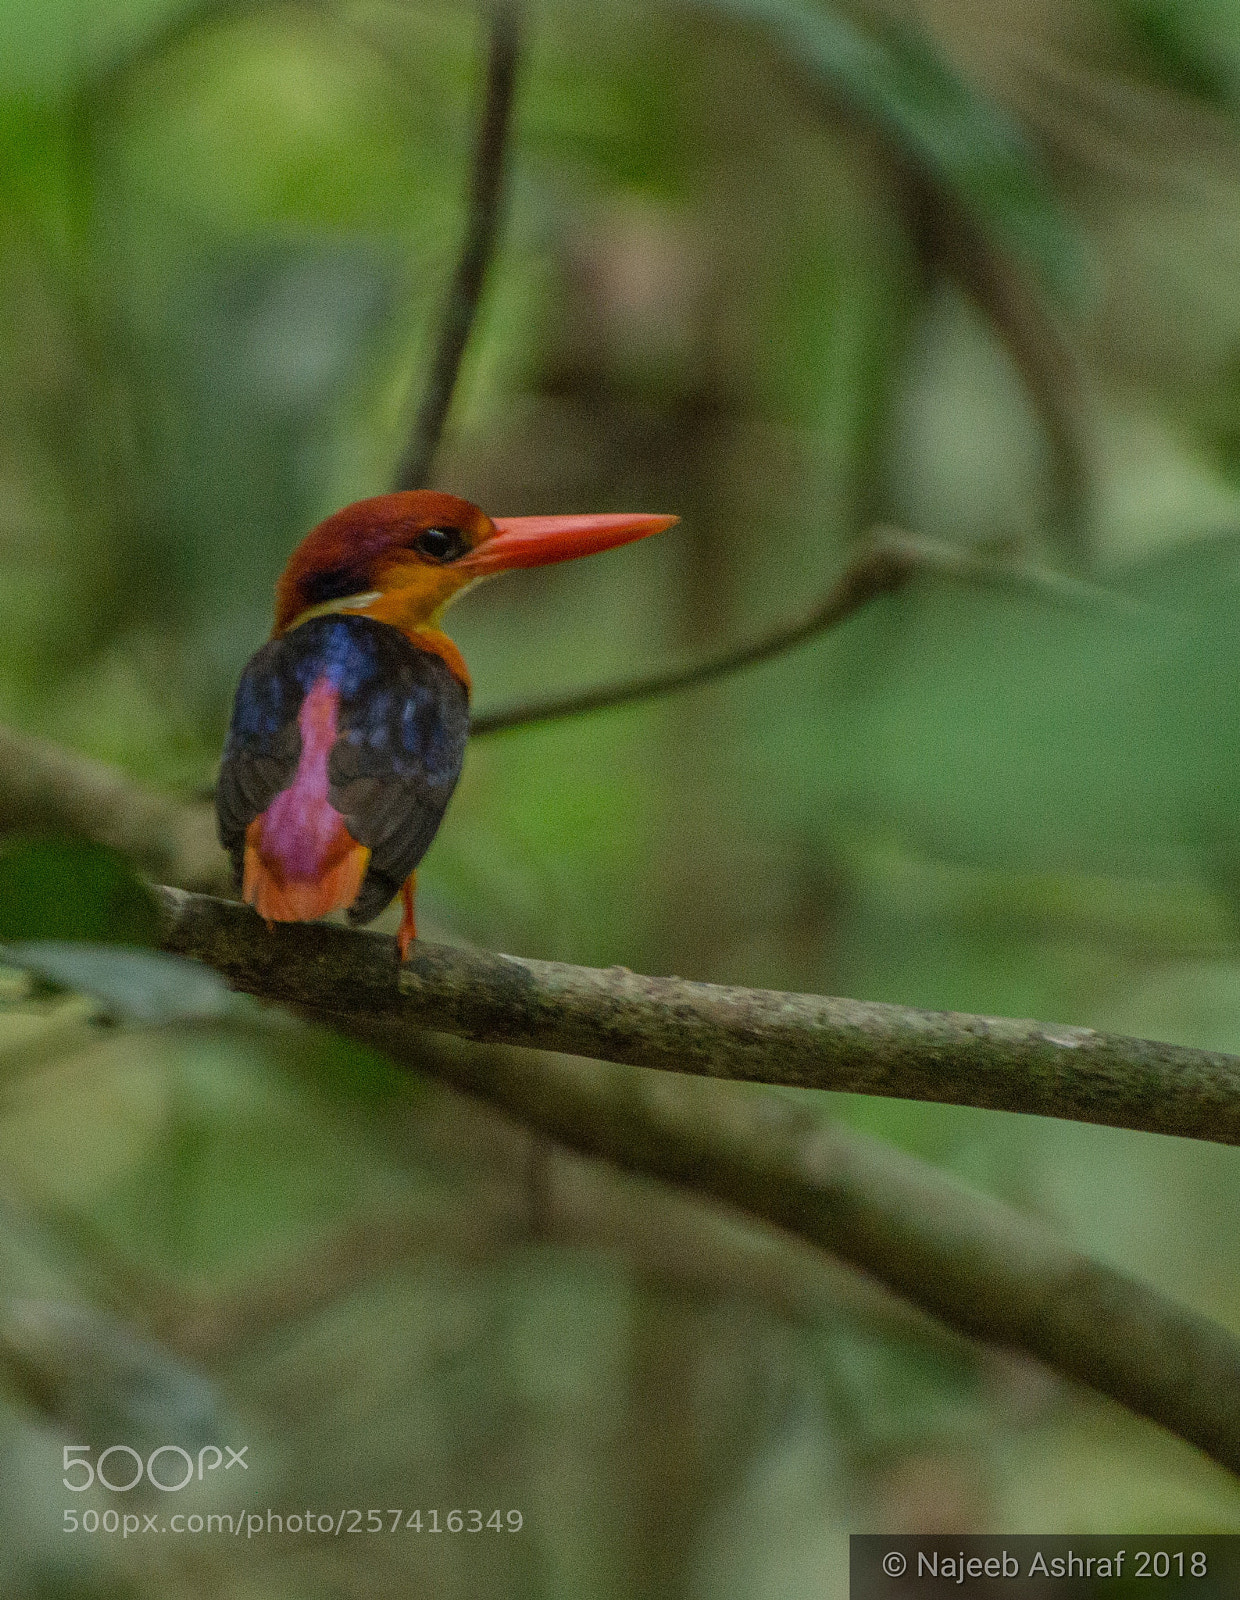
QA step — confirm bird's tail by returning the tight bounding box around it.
[242,819,369,924]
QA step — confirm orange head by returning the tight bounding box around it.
[274,490,678,638]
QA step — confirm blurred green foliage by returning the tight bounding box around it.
[0,841,158,945]
[5,0,1240,1595]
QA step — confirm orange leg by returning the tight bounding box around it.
[396,873,417,962]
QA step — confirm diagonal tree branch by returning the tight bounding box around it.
[393,3,522,492]
[156,885,1240,1148]
[470,525,1139,736]
[383,1032,1240,1479]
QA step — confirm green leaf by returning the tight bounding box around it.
[5,942,234,1023]
[0,838,160,945]
[688,0,1085,304]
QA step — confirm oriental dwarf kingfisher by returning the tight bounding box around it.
[216,490,677,960]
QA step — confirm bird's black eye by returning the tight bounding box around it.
[411,526,468,562]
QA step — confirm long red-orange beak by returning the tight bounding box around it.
[461,511,678,575]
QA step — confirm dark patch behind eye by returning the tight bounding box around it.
[301,564,367,607]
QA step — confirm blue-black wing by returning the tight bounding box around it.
[216,615,470,921]
[326,622,470,923]
[216,639,305,889]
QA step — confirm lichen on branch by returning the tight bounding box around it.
[158,885,1240,1148]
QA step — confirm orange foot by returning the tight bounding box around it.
[396,874,417,962]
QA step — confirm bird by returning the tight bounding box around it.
[216,490,677,960]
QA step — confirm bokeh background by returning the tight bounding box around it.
[5,0,1240,1593]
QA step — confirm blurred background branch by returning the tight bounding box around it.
[394,2,522,491]
[687,0,1094,562]
[384,1027,1240,1480]
[908,186,1093,563]
[0,726,222,893]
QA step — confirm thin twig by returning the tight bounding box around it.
[394,3,521,491]
[471,525,1141,736]
[156,886,1240,1148]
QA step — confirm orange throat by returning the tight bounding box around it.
[402,626,471,695]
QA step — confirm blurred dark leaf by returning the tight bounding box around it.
[0,840,159,946]
[690,0,1085,304]
[4,943,234,1023]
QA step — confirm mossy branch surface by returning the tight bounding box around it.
[157,886,1240,1148]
